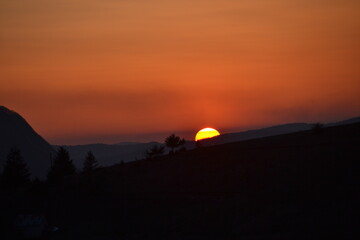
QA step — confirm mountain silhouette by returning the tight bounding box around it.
[0,106,55,180]
[327,116,360,126]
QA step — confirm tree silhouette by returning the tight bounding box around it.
[2,147,30,191]
[312,123,324,134]
[146,145,165,159]
[83,151,99,173]
[47,147,76,183]
[165,134,185,154]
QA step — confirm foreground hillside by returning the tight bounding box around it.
[2,123,360,239]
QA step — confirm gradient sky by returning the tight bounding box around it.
[1,0,359,145]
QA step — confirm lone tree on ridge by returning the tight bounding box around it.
[83,151,99,173]
[47,147,76,183]
[165,134,185,154]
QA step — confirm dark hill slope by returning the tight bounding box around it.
[44,123,360,239]
[0,106,54,179]
[202,122,313,146]
[201,116,360,146]
[102,122,359,194]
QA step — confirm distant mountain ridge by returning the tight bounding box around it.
[115,142,147,146]
[0,106,55,180]
[327,116,360,126]
[201,117,360,146]
[201,123,312,146]
[54,142,163,169]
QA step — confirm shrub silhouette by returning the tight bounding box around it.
[83,151,99,173]
[312,123,324,134]
[165,134,185,154]
[146,145,165,159]
[47,147,76,183]
[2,147,30,191]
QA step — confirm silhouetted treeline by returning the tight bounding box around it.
[145,134,187,158]
[0,146,104,192]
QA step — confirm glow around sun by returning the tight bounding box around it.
[195,128,220,141]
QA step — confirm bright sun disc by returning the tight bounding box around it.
[195,128,220,141]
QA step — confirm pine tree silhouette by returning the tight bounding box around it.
[83,151,99,173]
[2,147,30,191]
[47,147,76,183]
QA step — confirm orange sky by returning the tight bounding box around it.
[1,0,359,144]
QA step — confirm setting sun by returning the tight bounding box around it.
[195,128,220,141]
